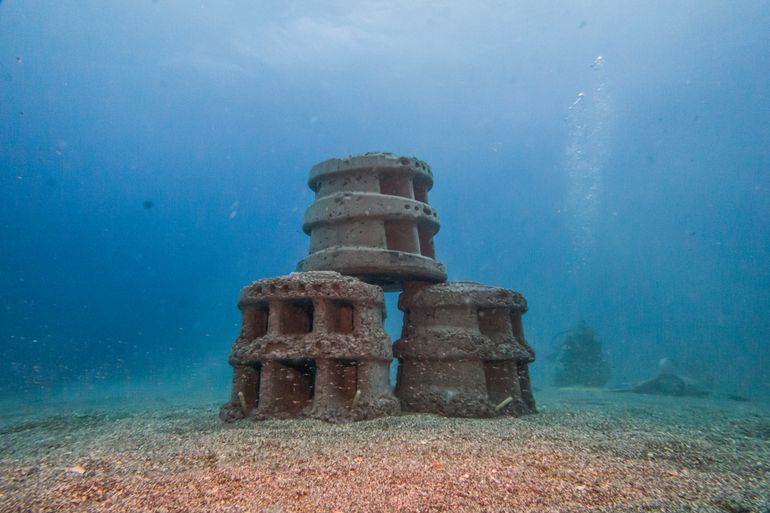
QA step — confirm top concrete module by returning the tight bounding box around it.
[296,153,448,292]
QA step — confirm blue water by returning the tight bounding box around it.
[1,1,768,404]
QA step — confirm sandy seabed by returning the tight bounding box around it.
[0,388,768,513]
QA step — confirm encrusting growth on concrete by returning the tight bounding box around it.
[221,152,536,422]
[221,271,399,422]
[395,281,536,417]
[297,153,447,291]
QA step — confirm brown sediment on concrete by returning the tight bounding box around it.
[221,271,399,423]
[297,152,447,291]
[394,281,536,417]
[224,152,536,421]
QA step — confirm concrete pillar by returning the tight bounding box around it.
[313,358,347,412]
[267,301,283,335]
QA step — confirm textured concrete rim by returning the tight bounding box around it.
[238,271,384,307]
[297,247,448,292]
[399,281,527,312]
[230,332,393,363]
[302,192,440,235]
[308,152,433,192]
[393,332,532,361]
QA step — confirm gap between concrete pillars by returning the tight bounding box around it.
[383,291,402,390]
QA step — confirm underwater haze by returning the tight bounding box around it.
[1,0,769,403]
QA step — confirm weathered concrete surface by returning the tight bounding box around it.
[297,153,447,292]
[220,271,400,423]
[222,152,537,423]
[394,281,536,417]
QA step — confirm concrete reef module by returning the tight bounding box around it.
[395,281,536,418]
[221,153,536,422]
[297,152,446,291]
[221,271,398,423]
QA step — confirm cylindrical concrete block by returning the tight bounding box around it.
[394,281,536,417]
[297,153,447,292]
[221,271,400,422]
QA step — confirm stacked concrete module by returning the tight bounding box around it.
[393,281,536,417]
[296,152,447,292]
[220,271,399,423]
[222,152,536,423]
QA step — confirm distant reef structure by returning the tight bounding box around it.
[612,357,711,398]
[553,324,611,388]
[220,152,536,422]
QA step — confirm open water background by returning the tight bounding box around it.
[1,1,768,403]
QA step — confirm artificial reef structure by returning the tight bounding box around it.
[552,324,611,388]
[611,357,710,398]
[221,152,536,422]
